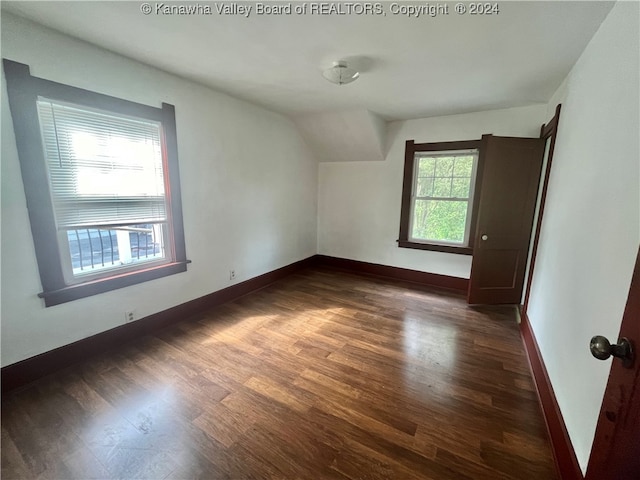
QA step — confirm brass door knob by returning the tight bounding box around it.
[590,336,634,366]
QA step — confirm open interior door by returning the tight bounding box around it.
[467,135,545,304]
[585,246,640,479]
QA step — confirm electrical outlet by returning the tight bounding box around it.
[125,310,136,323]
[230,270,236,280]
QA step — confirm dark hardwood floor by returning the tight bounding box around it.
[1,267,557,479]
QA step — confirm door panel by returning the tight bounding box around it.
[468,135,545,304]
[585,246,640,479]
[476,249,520,288]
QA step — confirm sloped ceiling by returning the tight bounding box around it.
[295,110,387,162]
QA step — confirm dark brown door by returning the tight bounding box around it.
[585,247,640,479]
[468,135,545,304]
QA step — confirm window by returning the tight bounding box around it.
[4,60,188,306]
[398,140,482,255]
[38,99,171,283]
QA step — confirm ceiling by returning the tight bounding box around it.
[2,1,613,121]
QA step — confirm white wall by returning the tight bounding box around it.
[0,13,318,367]
[527,1,639,474]
[318,104,546,278]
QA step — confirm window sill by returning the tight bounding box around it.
[38,260,190,307]
[397,240,472,255]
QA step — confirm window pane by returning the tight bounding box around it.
[432,177,452,197]
[412,200,468,243]
[418,157,436,177]
[417,176,434,196]
[453,156,474,176]
[67,223,166,277]
[451,177,471,198]
[434,157,454,177]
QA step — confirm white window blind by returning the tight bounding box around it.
[37,99,167,229]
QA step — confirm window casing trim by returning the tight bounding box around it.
[36,261,190,306]
[398,139,483,255]
[3,59,188,306]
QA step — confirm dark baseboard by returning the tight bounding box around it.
[2,254,467,392]
[520,311,583,480]
[314,255,468,292]
[1,256,316,393]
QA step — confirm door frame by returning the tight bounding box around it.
[518,105,584,479]
[520,105,638,479]
[522,104,562,314]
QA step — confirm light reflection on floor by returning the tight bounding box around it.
[401,311,459,398]
[82,383,190,477]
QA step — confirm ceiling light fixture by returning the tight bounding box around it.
[322,60,360,85]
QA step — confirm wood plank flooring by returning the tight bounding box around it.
[1,267,557,479]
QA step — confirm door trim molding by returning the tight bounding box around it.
[520,310,583,480]
[523,104,562,313]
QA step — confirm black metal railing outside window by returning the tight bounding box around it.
[66,223,165,274]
